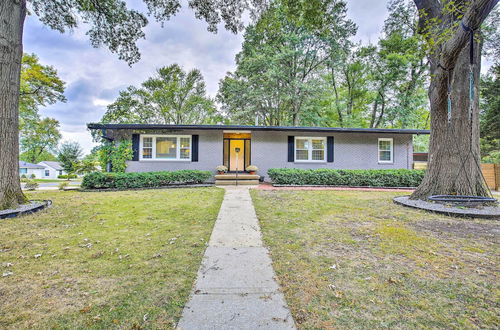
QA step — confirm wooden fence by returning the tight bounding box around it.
[413,162,500,191]
[481,164,500,191]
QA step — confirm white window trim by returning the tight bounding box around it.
[294,137,327,163]
[139,134,192,161]
[378,138,394,164]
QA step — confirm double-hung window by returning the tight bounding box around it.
[378,138,393,163]
[140,135,192,161]
[294,137,326,162]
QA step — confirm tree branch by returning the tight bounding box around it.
[440,0,498,68]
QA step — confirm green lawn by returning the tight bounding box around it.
[251,189,499,329]
[0,188,224,329]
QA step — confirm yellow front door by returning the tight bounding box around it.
[229,140,245,171]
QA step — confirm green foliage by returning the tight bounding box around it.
[101,64,218,125]
[74,154,100,175]
[29,174,36,179]
[217,1,356,126]
[217,0,429,130]
[58,174,77,179]
[19,53,66,130]
[98,140,133,173]
[58,181,69,190]
[18,54,64,164]
[413,134,430,152]
[267,168,425,187]
[57,141,83,174]
[20,118,62,163]
[81,170,212,190]
[480,64,499,161]
[24,180,39,191]
[19,150,57,163]
[481,150,500,164]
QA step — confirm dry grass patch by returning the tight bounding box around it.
[0,188,224,329]
[251,190,499,329]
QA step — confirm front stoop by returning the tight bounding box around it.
[215,174,260,186]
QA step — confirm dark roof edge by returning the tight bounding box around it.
[87,123,430,134]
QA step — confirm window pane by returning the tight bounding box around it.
[296,150,308,160]
[143,137,152,148]
[312,150,324,161]
[180,137,191,148]
[180,149,190,159]
[379,150,391,161]
[296,139,308,149]
[156,137,177,158]
[379,140,391,151]
[142,148,152,159]
[20,168,27,174]
[312,139,324,150]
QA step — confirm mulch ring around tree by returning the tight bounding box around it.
[0,200,52,220]
[394,196,500,219]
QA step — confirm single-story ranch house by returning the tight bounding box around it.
[18,161,67,179]
[87,124,429,180]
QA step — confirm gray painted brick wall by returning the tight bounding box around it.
[125,130,223,173]
[123,129,413,181]
[252,131,413,180]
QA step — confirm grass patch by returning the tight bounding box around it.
[0,188,224,329]
[251,190,499,329]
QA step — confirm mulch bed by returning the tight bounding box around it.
[256,182,415,192]
[394,196,500,219]
[0,200,52,219]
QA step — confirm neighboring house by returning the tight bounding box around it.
[19,161,45,178]
[38,161,67,179]
[87,124,430,180]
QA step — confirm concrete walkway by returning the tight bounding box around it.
[177,186,295,330]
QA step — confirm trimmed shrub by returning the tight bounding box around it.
[81,170,212,190]
[267,168,425,187]
[29,174,36,179]
[58,174,77,179]
[24,180,39,191]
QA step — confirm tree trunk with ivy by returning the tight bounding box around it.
[410,0,496,199]
[0,0,27,210]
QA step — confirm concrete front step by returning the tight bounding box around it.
[215,174,260,180]
[215,180,260,186]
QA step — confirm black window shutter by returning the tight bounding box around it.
[132,134,140,161]
[327,136,334,162]
[192,135,199,162]
[287,136,294,162]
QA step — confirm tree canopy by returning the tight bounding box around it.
[101,64,218,125]
[19,53,65,163]
[218,0,430,130]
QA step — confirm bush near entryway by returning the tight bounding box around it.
[82,170,212,190]
[267,168,424,187]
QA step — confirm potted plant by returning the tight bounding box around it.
[216,165,228,174]
[246,165,258,175]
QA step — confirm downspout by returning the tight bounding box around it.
[101,128,114,172]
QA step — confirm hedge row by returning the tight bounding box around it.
[58,174,77,179]
[81,170,212,190]
[267,168,424,187]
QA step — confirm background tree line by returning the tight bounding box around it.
[24,0,499,166]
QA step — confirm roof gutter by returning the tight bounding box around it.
[87,123,430,135]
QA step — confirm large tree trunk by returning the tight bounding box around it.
[410,0,496,200]
[0,0,27,210]
[411,38,489,198]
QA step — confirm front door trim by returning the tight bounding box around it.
[223,138,251,172]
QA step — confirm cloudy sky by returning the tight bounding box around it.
[24,0,390,154]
